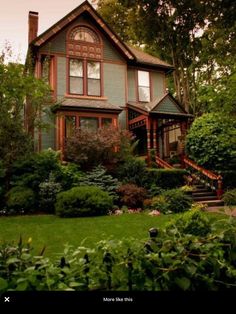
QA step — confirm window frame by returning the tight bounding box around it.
[137,70,151,102]
[68,58,101,97]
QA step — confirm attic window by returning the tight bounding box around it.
[70,26,100,43]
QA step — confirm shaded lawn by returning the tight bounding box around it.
[0,212,225,259]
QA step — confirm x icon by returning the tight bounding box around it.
[4,297,10,303]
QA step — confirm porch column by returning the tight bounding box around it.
[146,117,151,165]
[180,121,187,167]
[153,119,158,156]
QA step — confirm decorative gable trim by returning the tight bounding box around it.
[31,1,134,61]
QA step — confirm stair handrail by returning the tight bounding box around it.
[183,156,223,198]
[155,156,173,169]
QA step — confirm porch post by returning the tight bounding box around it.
[153,119,158,156]
[146,117,151,166]
[180,120,187,167]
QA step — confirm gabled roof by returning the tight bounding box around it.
[128,93,193,117]
[30,0,173,71]
[128,46,173,71]
[30,0,134,60]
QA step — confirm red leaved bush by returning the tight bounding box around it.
[65,125,134,170]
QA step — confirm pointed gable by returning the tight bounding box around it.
[151,94,186,115]
[31,0,134,60]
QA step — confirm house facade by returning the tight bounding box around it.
[26,0,192,163]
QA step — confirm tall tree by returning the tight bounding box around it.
[0,48,52,188]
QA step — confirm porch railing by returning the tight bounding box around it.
[183,156,223,199]
[155,156,174,169]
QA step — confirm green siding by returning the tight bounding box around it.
[57,56,66,97]
[103,39,125,62]
[41,114,55,150]
[152,72,165,99]
[40,29,67,54]
[118,110,127,129]
[127,68,136,101]
[104,63,125,106]
[154,97,183,114]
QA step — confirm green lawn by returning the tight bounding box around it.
[0,212,225,258]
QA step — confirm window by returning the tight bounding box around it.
[70,26,100,43]
[87,62,100,96]
[69,59,83,94]
[102,118,112,127]
[80,117,99,130]
[41,55,54,88]
[69,59,101,96]
[65,116,76,138]
[138,70,150,102]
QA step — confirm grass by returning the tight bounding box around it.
[0,212,227,258]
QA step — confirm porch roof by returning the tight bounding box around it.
[127,93,193,118]
[58,98,122,113]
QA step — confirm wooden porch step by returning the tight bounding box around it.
[192,191,216,197]
[193,195,218,201]
[196,199,225,207]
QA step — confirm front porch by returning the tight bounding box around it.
[127,93,192,165]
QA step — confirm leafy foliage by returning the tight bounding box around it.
[223,189,236,206]
[117,184,147,209]
[167,209,211,236]
[117,157,148,187]
[6,186,35,214]
[11,149,61,194]
[55,186,113,217]
[0,218,236,291]
[147,169,187,189]
[65,125,134,170]
[151,189,192,214]
[186,113,236,170]
[39,173,62,213]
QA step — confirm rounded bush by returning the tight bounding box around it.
[117,183,147,208]
[55,186,113,217]
[6,186,35,214]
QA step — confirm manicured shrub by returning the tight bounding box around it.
[6,186,35,214]
[117,183,147,208]
[167,209,211,236]
[39,173,62,213]
[55,186,113,217]
[117,157,148,187]
[146,169,187,189]
[151,189,192,214]
[223,189,236,206]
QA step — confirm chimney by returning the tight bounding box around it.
[28,11,38,43]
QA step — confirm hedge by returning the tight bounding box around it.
[146,169,187,189]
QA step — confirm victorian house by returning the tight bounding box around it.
[26,0,192,163]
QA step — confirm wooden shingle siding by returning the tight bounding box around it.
[104,63,125,106]
[57,57,67,97]
[103,40,125,62]
[39,29,67,54]
[152,72,165,99]
[127,68,136,102]
[156,98,182,114]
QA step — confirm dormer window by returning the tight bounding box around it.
[138,70,150,102]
